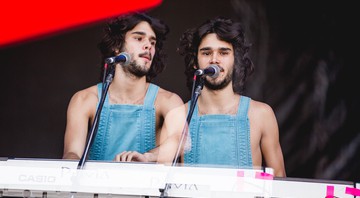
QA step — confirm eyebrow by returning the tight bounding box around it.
[131,31,157,41]
[199,47,232,51]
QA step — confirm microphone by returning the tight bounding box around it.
[194,64,220,78]
[105,52,131,66]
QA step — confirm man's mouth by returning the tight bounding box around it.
[139,52,151,61]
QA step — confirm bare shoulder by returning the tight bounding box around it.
[156,87,184,106]
[155,87,184,114]
[68,85,99,112]
[248,98,276,119]
[248,97,279,134]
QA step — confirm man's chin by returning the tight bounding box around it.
[204,80,231,90]
[130,69,149,78]
[126,63,149,78]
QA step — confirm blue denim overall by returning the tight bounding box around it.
[89,83,158,160]
[184,96,253,168]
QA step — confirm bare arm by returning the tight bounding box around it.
[62,87,97,160]
[155,102,187,164]
[258,103,286,177]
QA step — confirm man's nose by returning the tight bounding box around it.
[143,39,152,50]
[210,53,220,64]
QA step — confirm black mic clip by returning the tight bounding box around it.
[194,77,204,95]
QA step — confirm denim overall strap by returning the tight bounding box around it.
[235,96,253,167]
[88,83,111,160]
[184,101,199,164]
[140,83,158,152]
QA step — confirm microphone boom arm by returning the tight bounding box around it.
[77,67,115,169]
[159,76,204,198]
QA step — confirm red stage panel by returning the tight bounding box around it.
[0,0,162,47]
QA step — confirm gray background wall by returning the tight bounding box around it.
[0,0,359,182]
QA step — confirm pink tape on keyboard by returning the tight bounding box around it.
[255,172,274,180]
[237,170,244,177]
[236,170,273,180]
[345,187,360,196]
[326,185,334,197]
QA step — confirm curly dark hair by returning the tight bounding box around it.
[177,16,254,94]
[97,12,169,82]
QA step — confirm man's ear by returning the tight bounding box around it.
[193,65,198,70]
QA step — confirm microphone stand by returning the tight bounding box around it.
[159,75,204,198]
[77,65,115,170]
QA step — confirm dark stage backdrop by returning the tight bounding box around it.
[0,0,359,182]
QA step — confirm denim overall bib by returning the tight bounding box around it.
[184,96,253,168]
[89,83,158,160]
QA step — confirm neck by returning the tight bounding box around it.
[197,84,239,115]
[107,66,149,104]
